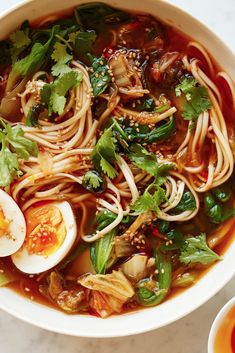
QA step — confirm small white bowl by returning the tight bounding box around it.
[0,0,235,338]
[208,297,235,353]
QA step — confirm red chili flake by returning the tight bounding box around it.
[152,227,159,238]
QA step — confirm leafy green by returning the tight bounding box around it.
[204,192,235,224]
[175,77,197,99]
[88,55,111,97]
[25,104,42,127]
[0,121,38,187]
[128,144,158,177]
[74,31,97,62]
[90,228,116,274]
[40,71,83,115]
[175,77,211,122]
[82,170,107,193]
[124,117,175,144]
[211,186,232,203]
[91,206,118,274]
[91,127,118,178]
[137,251,171,306]
[7,25,59,91]
[173,191,196,214]
[134,97,156,112]
[154,220,170,235]
[179,233,221,265]
[161,229,184,251]
[9,30,31,63]
[75,2,131,30]
[51,42,73,77]
[132,183,166,215]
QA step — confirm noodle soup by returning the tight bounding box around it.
[0,2,234,318]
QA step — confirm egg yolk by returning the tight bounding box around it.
[25,204,66,256]
[0,209,10,238]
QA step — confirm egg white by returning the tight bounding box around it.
[11,201,77,274]
[0,189,26,257]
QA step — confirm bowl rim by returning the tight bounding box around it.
[208,297,235,353]
[0,0,235,338]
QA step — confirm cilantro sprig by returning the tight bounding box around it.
[0,121,38,187]
[91,127,118,179]
[175,76,211,123]
[40,71,83,115]
[51,42,73,77]
[179,233,221,265]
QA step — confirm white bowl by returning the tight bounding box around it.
[208,297,235,353]
[0,0,235,338]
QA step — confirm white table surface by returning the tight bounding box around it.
[0,0,234,352]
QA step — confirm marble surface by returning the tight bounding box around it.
[0,0,235,352]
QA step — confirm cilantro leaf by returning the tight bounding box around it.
[128,144,158,177]
[88,55,111,97]
[83,170,102,189]
[179,233,221,265]
[183,86,212,121]
[175,77,197,99]
[0,122,38,187]
[132,184,166,215]
[175,77,211,122]
[4,123,38,160]
[40,71,83,115]
[7,25,59,92]
[9,30,31,49]
[91,127,118,179]
[51,42,73,77]
[9,30,31,63]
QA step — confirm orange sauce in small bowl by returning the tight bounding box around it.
[214,306,235,353]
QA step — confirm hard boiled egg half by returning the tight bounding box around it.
[0,189,26,257]
[12,201,77,274]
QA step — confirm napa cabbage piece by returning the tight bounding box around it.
[121,254,152,282]
[78,270,134,302]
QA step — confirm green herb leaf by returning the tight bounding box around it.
[173,191,196,214]
[88,55,111,97]
[0,122,38,187]
[82,170,107,193]
[161,229,184,251]
[75,3,131,30]
[128,143,158,177]
[175,77,211,122]
[40,70,83,115]
[179,233,221,265]
[51,42,73,77]
[26,104,42,127]
[124,116,175,144]
[175,77,197,99]
[74,30,97,62]
[132,184,166,215]
[183,86,212,121]
[7,25,59,91]
[90,228,116,274]
[9,30,31,63]
[91,127,118,179]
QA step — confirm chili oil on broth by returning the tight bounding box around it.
[0,3,234,318]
